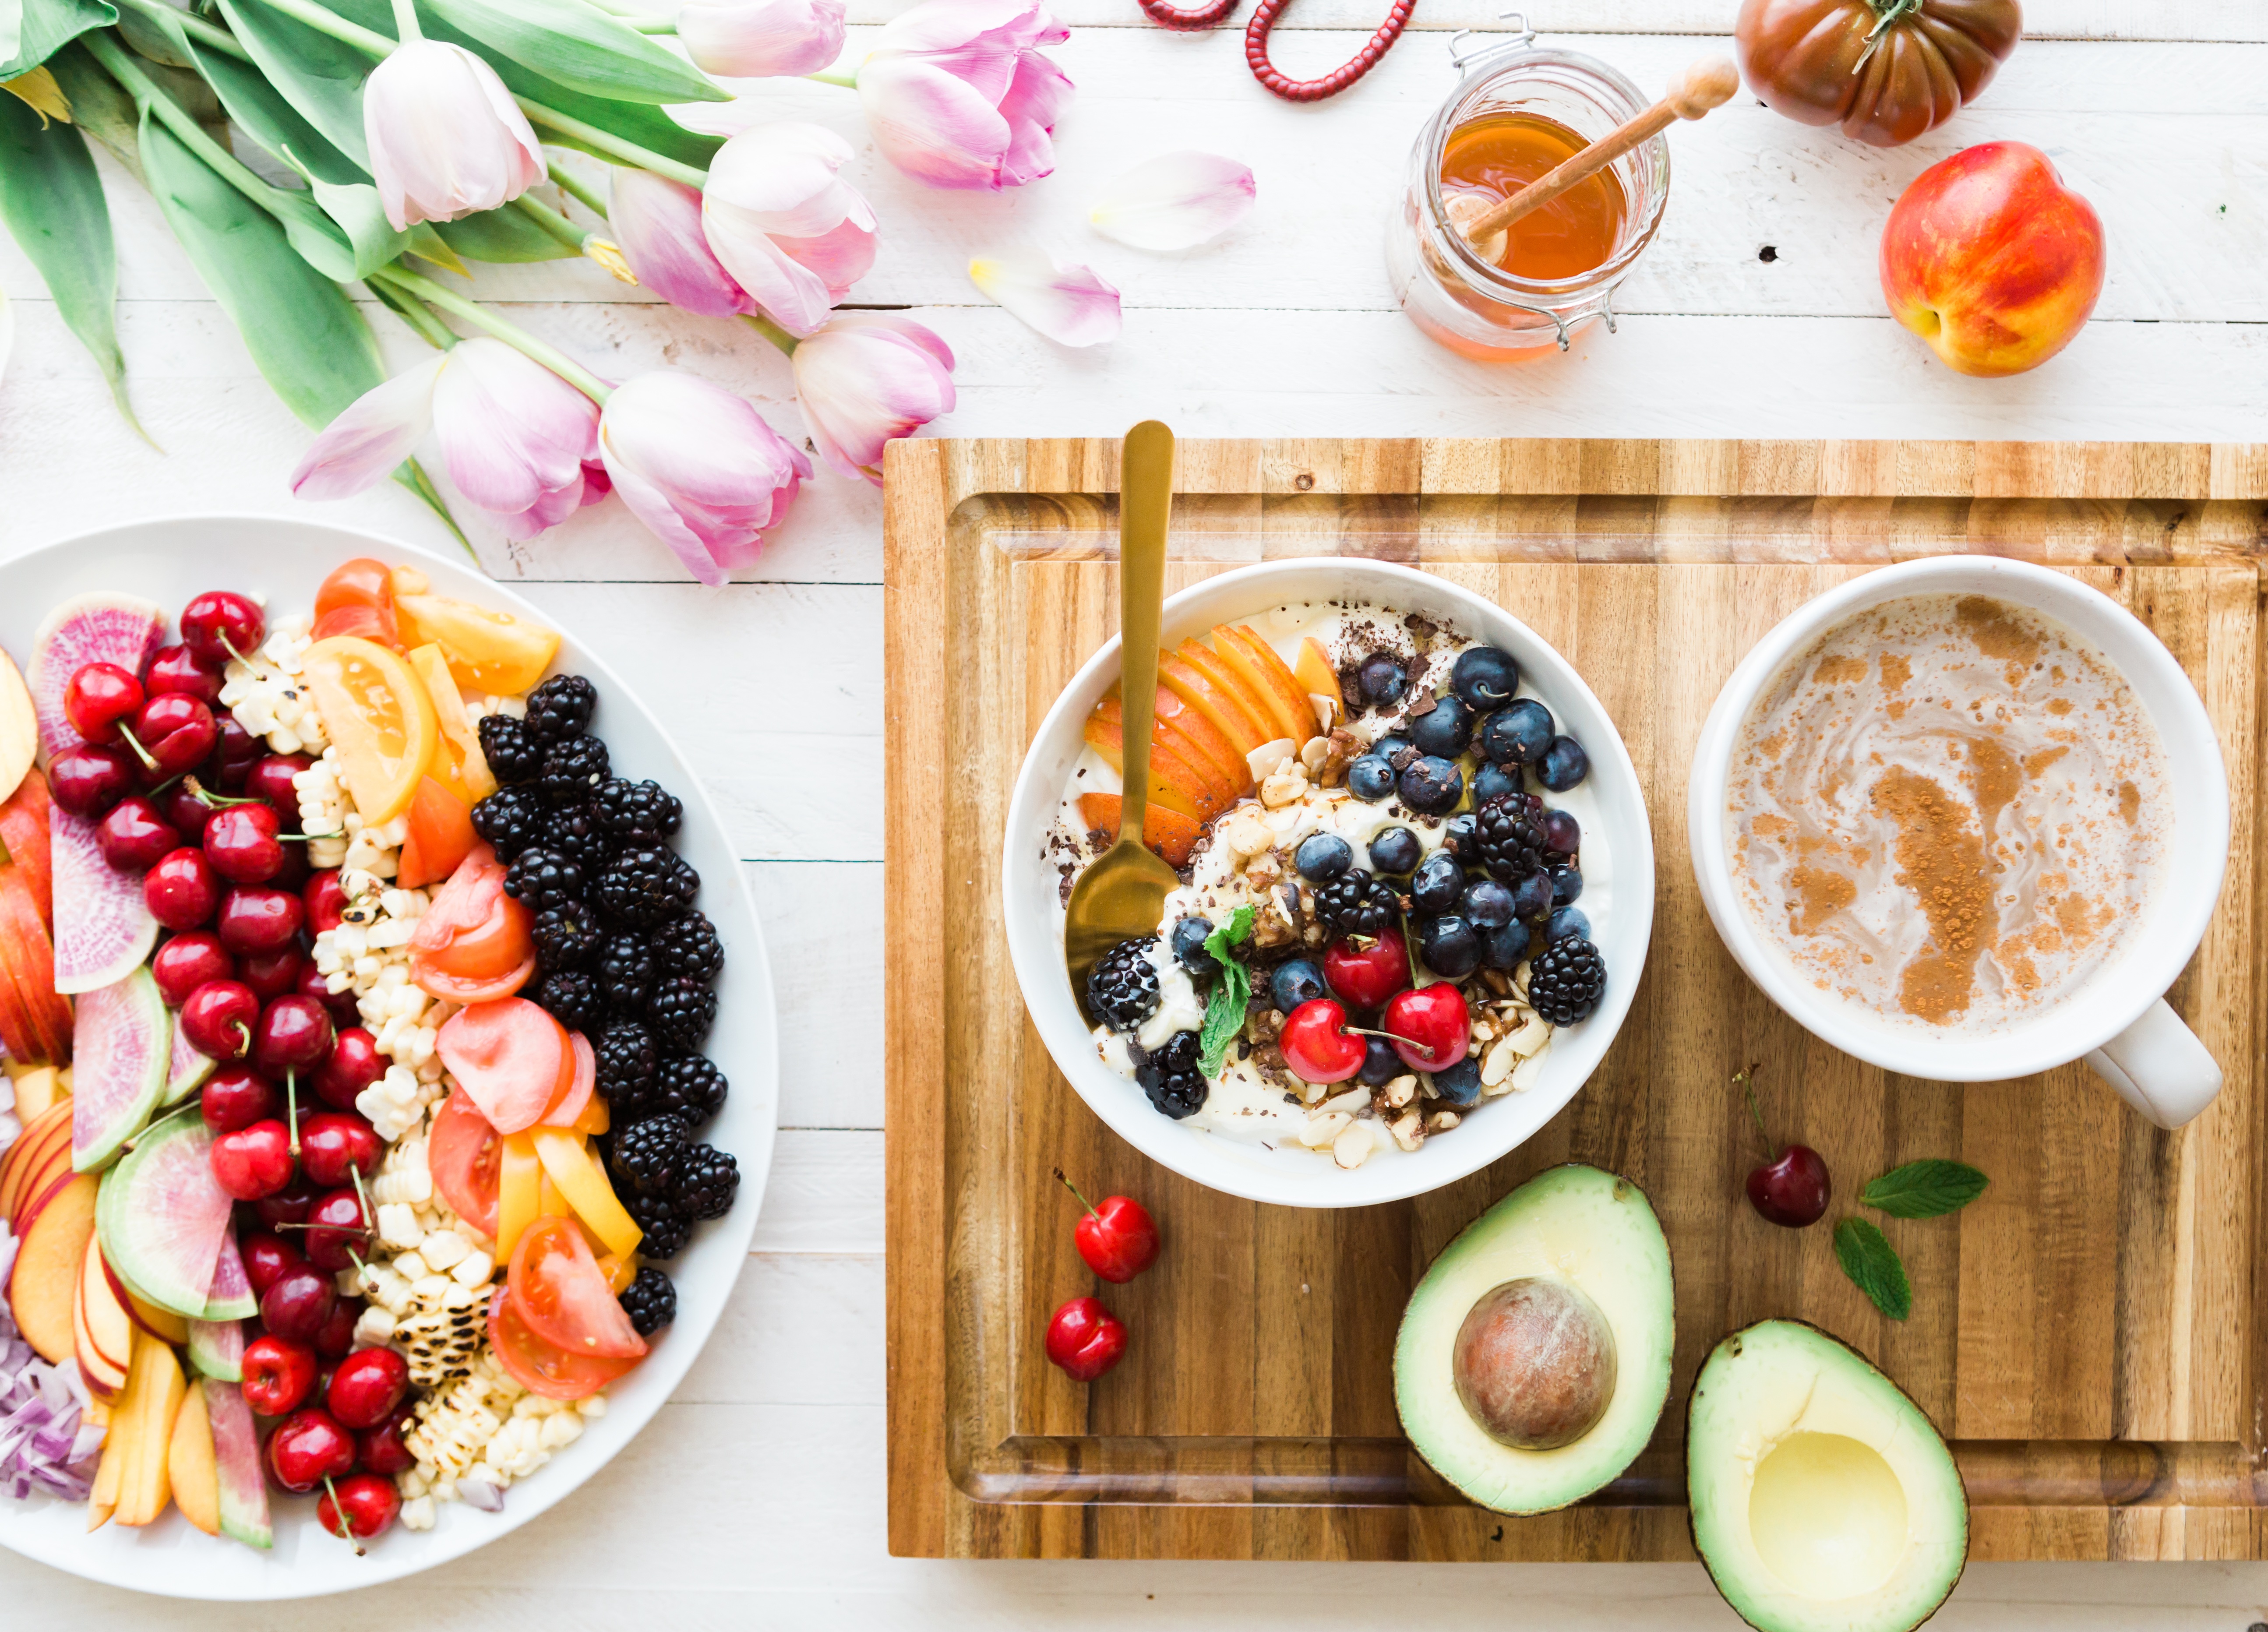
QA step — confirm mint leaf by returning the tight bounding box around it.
[1833,1217,1912,1321]
[1203,905,1256,965]
[1861,1160,1989,1220]
[1196,906,1257,1079]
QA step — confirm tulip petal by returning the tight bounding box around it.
[364,42,545,229]
[430,338,601,517]
[598,370,812,585]
[1089,151,1255,251]
[792,314,958,484]
[612,169,757,319]
[289,354,445,499]
[995,50,1072,187]
[968,248,1121,346]
[702,121,878,329]
[679,0,847,78]
[859,54,1013,190]
[879,0,1065,55]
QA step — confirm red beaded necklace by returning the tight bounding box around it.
[1136,0,1415,103]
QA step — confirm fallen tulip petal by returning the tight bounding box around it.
[967,248,1121,346]
[1089,151,1256,251]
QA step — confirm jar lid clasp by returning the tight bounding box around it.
[1447,9,1535,70]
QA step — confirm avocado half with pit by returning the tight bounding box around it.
[1393,1164,1674,1514]
[1687,1321,1968,1632]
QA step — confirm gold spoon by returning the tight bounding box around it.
[1065,419,1182,1014]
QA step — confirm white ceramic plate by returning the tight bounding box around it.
[0,518,777,1599]
[1002,559,1656,1209]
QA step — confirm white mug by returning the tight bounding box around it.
[1686,557,2229,1130]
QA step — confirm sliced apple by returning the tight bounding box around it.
[116,1326,185,1527]
[1160,649,1270,758]
[11,1171,97,1364]
[0,768,53,930]
[1078,793,1201,868]
[0,1100,71,1222]
[0,866,71,1062]
[13,1064,63,1122]
[1081,714,1203,823]
[79,1231,135,1381]
[1293,637,1347,729]
[0,646,35,809]
[1091,694,1235,815]
[73,1278,126,1399]
[1213,626,1317,747]
[168,1378,220,1537]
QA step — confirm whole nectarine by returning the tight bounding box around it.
[1880,141,2106,378]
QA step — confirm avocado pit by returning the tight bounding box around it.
[1451,1276,1615,1450]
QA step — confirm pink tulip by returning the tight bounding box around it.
[363,40,546,230]
[792,314,956,484]
[679,0,847,78]
[701,122,878,337]
[856,0,1072,192]
[610,169,757,320]
[289,339,605,541]
[598,370,812,584]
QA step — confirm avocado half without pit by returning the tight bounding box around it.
[1687,1321,1969,1632]
[1394,1165,1675,1513]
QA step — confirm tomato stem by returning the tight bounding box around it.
[1854,0,1922,73]
[1052,1167,1099,1220]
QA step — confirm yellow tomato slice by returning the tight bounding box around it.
[406,643,498,802]
[301,636,439,825]
[531,1127,643,1258]
[395,593,560,697]
[497,1131,542,1262]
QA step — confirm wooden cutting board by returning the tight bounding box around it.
[882,437,2268,1563]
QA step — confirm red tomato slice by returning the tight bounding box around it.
[507,1216,649,1361]
[437,998,565,1133]
[541,1032,595,1128]
[412,845,532,980]
[312,604,393,643]
[315,557,398,645]
[488,1287,639,1401]
[428,1089,502,1238]
[397,776,477,891]
[410,951,534,1005]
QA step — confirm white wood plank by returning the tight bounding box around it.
[744,863,886,1124]
[750,1129,885,1252]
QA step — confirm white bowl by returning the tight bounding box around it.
[0,518,777,1599]
[1002,559,1655,1209]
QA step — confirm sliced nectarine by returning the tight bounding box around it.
[1078,793,1201,868]
[117,1327,185,1526]
[79,1231,134,1383]
[1160,649,1270,758]
[1293,637,1346,728]
[12,1064,62,1122]
[168,1375,220,1537]
[1215,625,1318,746]
[88,1404,126,1530]
[0,1100,70,1222]
[1091,694,1235,814]
[1145,682,1253,796]
[1183,635,1286,748]
[11,1171,96,1364]
[1081,714,1206,823]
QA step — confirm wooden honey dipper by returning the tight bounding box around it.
[1455,56,1742,264]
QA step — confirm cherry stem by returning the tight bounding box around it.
[117,723,157,772]
[350,1165,375,1225]
[1735,1065,1776,1163]
[320,1474,366,1554]
[221,634,253,667]
[287,1069,301,1157]
[1051,1167,1100,1221]
[231,1021,250,1056]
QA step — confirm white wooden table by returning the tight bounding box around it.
[3,1,2266,1621]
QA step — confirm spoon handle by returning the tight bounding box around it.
[1116,421,1175,855]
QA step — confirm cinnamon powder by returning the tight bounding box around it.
[1873,765,1996,1023]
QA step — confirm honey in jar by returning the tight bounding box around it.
[1439,112,1627,282]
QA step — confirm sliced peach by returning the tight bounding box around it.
[1091,694,1235,814]
[1293,637,1347,728]
[1176,638,1275,747]
[116,1328,185,1527]
[1078,793,1200,868]
[1081,714,1203,823]
[12,1065,62,1123]
[1208,626,1309,746]
[1160,650,1269,758]
[1144,682,1253,797]
[11,1171,96,1364]
[78,1231,134,1382]
[1217,626,1318,746]
[168,1380,220,1537]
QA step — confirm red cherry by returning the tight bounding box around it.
[180,591,265,668]
[1322,928,1412,1012]
[243,754,311,813]
[47,742,138,819]
[1044,1295,1128,1382]
[217,885,303,954]
[153,932,234,1007]
[95,797,181,873]
[1738,1068,1831,1228]
[303,870,349,935]
[1279,998,1369,1085]
[145,846,221,931]
[314,1295,362,1358]
[325,1345,409,1430]
[63,662,144,745]
[254,1179,318,1230]
[210,1118,294,1200]
[240,945,304,1003]
[240,1230,304,1299]
[145,644,224,706]
[240,1333,319,1416]
[312,1027,383,1111]
[300,1111,382,1188]
[1383,983,1471,1075]
[252,994,334,1078]
[265,1406,354,1493]
[1056,1171,1159,1283]
[356,1409,417,1477]
[317,1472,400,1546]
[209,717,263,792]
[131,693,218,782]
[158,781,216,843]
[259,1267,339,1347]
[303,1188,370,1272]
[180,980,258,1061]
[205,803,286,885]
[299,961,360,1030]
[200,1063,280,1135]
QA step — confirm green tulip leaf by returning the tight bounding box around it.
[215,0,371,166]
[423,0,725,106]
[43,42,140,178]
[0,0,115,78]
[430,202,576,264]
[185,31,358,180]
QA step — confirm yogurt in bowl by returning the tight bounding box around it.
[1003,560,1655,1210]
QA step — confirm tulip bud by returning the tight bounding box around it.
[791,314,956,485]
[611,169,756,319]
[363,40,547,230]
[701,123,877,336]
[597,370,812,584]
[679,0,848,78]
[857,0,1071,191]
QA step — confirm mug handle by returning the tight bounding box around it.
[2084,998,2223,1130]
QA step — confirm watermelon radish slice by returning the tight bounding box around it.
[25,592,166,762]
[70,966,169,1170]
[92,1104,231,1318]
[50,804,157,995]
[187,1315,244,1381]
[203,1378,273,1549]
[201,1224,254,1321]
[164,1025,215,1107]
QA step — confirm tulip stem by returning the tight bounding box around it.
[514,192,593,253]
[547,162,610,222]
[740,313,799,356]
[371,264,614,404]
[246,0,397,58]
[513,95,709,189]
[391,0,423,43]
[804,66,859,88]
[85,33,283,222]
[369,279,461,350]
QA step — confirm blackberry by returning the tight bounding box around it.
[478,714,542,786]
[531,899,604,972]
[649,912,723,984]
[648,976,716,1052]
[540,735,610,806]
[596,846,699,928]
[653,1054,728,1125]
[594,1019,659,1108]
[1527,934,1606,1025]
[673,1144,738,1220]
[596,933,659,1013]
[504,846,583,913]
[543,802,610,868]
[1311,871,1397,935]
[595,777,682,842]
[623,1188,689,1259]
[618,1266,676,1336]
[524,673,597,741]
[1472,792,1548,883]
[469,786,547,862]
[610,1113,687,1194]
[1085,937,1159,1033]
[531,969,604,1033]
[1134,1030,1207,1119]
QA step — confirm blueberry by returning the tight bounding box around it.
[1510,870,1555,921]
[1440,812,1479,862]
[1406,695,1474,759]
[1546,906,1592,943]
[1471,762,1519,808]
[1417,914,1482,979]
[1462,878,1516,930]
[1430,1058,1484,1107]
[1295,832,1353,881]
[1347,756,1397,803]
[1538,735,1590,791]
[1451,647,1520,712]
[1483,921,1533,970]
[1171,916,1215,976]
[1550,864,1583,907]
[1355,652,1407,707]
[1370,733,1414,765]
[1358,1036,1402,1086]
[1480,699,1555,768]
[1411,853,1465,915]
[1368,826,1422,876]
[1271,959,1328,1013]
[1398,755,1464,817]
[1541,808,1580,858]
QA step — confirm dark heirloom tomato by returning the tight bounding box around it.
[1735,0,2021,149]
